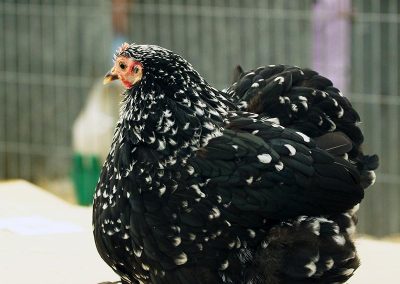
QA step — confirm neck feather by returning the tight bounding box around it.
[109,81,229,177]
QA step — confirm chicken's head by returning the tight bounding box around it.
[104,42,143,89]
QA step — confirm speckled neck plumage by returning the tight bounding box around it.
[107,52,231,186]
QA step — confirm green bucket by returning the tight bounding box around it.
[71,153,101,205]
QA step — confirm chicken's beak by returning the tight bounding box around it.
[103,68,119,85]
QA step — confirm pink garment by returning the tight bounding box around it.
[312,0,351,95]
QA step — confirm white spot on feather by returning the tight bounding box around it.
[247,229,256,238]
[187,165,195,175]
[191,184,206,198]
[367,170,376,185]
[340,268,355,276]
[157,139,166,150]
[181,200,188,208]
[275,162,284,171]
[195,106,204,116]
[158,185,166,196]
[301,101,308,110]
[238,101,248,109]
[304,261,317,277]
[203,121,215,130]
[332,224,340,234]
[349,204,360,215]
[257,154,272,164]
[219,259,229,270]
[284,144,296,156]
[174,252,188,265]
[332,235,346,246]
[163,109,172,117]
[168,138,177,145]
[246,176,254,185]
[133,248,142,257]
[145,175,152,184]
[337,107,344,118]
[274,76,285,84]
[325,258,334,270]
[172,236,181,246]
[264,117,280,125]
[307,219,320,236]
[296,131,311,142]
[208,207,221,219]
[148,134,156,144]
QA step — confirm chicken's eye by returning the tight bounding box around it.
[133,65,139,74]
[119,62,126,70]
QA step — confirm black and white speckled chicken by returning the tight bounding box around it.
[93,43,378,284]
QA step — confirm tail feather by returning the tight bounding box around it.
[356,154,379,188]
[245,216,360,284]
[225,65,379,191]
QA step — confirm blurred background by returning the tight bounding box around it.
[0,0,398,237]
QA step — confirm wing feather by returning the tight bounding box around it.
[189,115,363,220]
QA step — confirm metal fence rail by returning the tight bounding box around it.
[348,0,400,236]
[0,0,398,236]
[0,0,110,181]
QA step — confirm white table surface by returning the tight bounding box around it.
[0,180,119,284]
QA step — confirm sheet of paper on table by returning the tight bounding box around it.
[0,216,83,235]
